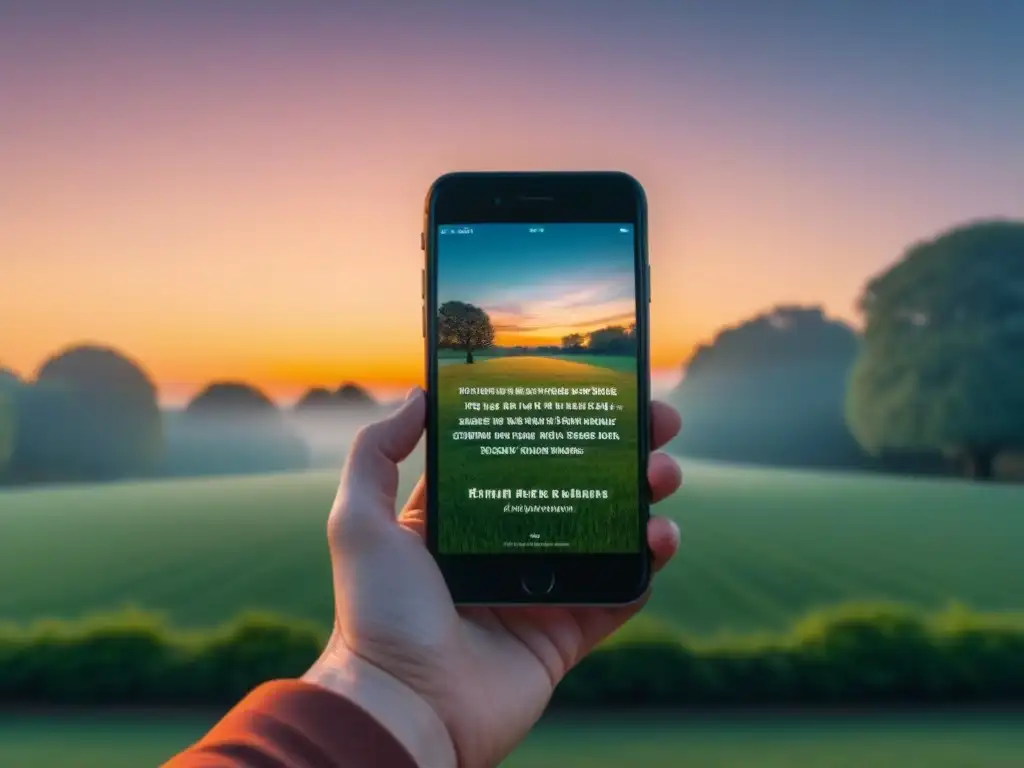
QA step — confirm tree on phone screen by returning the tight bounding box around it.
[438,301,495,364]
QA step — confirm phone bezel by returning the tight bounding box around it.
[423,171,652,605]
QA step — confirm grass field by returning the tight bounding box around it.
[0,457,1022,635]
[2,459,1023,765]
[436,354,639,553]
[438,348,638,374]
[2,712,1023,767]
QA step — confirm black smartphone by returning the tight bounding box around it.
[422,171,651,604]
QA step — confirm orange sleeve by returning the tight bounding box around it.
[163,680,418,768]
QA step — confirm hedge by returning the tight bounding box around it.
[1,603,1023,707]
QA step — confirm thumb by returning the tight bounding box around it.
[334,387,426,522]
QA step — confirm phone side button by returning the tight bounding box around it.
[420,231,425,251]
[647,264,651,303]
[520,568,555,596]
[422,304,426,338]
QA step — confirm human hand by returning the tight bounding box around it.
[302,388,683,768]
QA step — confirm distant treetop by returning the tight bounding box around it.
[684,305,859,377]
[17,343,162,479]
[334,382,375,408]
[185,382,278,418]
[294,387,336,412]
[0,367,21,389]
[671,304,864,470]
[35,344,158,399]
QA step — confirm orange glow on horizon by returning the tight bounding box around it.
[6,11,930,411]
[3,334,693,408]
[150,341,692,406]
[493,321,637,349]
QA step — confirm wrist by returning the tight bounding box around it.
[301,644,457,768]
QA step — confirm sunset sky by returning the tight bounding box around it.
[2,2,1022,404]
[437,224,636,347]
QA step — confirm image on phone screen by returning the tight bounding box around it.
[434,223,641,555]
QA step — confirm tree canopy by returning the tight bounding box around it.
[13,345,163,480]
[437,301,495,363]
[845,219,1024,478]
[672,305,864,469]
[587,324,636,355]
[185,382,277,419]
[0,368,19,475]
[561,333,585,352]
[295,384,376,415]
[293,387,335,413]
[169,381,308,476]
[335,382,375,409]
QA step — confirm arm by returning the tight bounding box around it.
[164,651,456,768]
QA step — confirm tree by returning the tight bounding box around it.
[294,387,336,414]
[438,301,495,363]
[846,220,1024,480]
[12,345,163,481]
[167,381,308,476]
[295,384,376,415]
[561,333,585,352]
[587,325,635,355]
[185,382,277,418]
[334,382,376,410]
[671,305,865,469]
[0,368,20,478]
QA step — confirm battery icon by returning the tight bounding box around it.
[619,228,629,233]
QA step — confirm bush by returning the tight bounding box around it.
[1,603,1023,707]
[0,609,323,707]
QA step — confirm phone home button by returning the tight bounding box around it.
[520,567,555,597]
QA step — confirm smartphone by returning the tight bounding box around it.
[422,171,651,604]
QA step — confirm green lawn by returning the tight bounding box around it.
[2,712,1022,767]
[0,458,1022,634]
[2,460,1024,765]
[438,348,637,373]
[436,355,639,553]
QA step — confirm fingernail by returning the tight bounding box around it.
[668,519,680,543]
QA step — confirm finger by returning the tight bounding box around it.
[336,388,425,517]
[647,451,682,504]
[397,506,426,540]
[647,515,680,573]
[650,400,681,451]
[398,476,427,540]
[567,515,681,655]
[402,474,426,516]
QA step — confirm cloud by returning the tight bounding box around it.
[484,280,634,334]
[485,302,525,316]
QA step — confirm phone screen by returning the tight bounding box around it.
[434,222,642,555]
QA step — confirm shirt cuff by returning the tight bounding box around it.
[167,679,419,768]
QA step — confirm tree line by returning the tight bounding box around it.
[1,602,1022,707]
[671,220,1024,481]
[561,323,637,355]
[0,350,379,486]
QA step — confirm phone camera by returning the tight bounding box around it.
[493,197,502,206]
